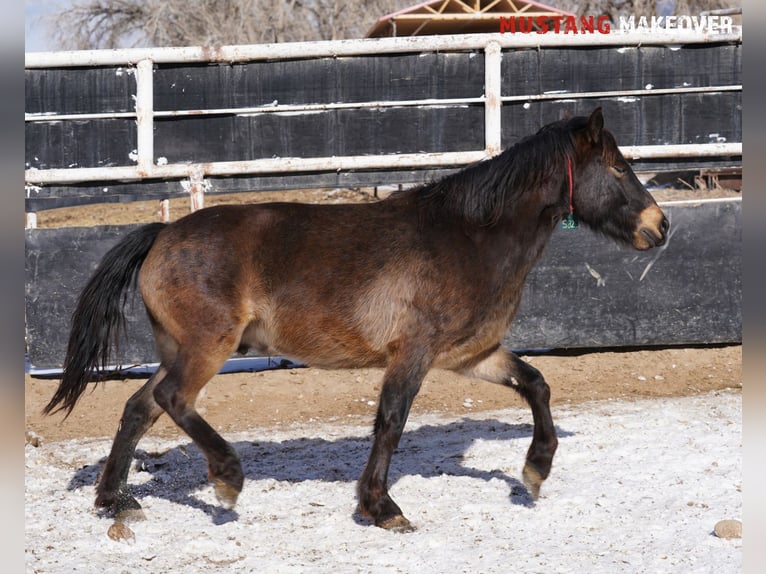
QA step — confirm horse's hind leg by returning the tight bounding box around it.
[95,365,167,519]
[357,348,431,532]
[152,349,244,510]
[463,347,558,499]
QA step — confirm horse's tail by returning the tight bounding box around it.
[43,222,167,417]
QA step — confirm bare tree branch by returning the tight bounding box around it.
[563,0,740,19]
[45,0,414,49]
[44,0,741,51]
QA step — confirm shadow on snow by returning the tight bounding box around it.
[67,417,574,524]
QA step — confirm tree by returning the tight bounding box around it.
[561,0,740,19]
[44,0,414,50]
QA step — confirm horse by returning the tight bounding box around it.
[44,108,668,532]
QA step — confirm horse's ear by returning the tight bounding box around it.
[586,107,604,144]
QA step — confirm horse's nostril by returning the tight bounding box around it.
[641,228,660,247]
[661,216,670,234]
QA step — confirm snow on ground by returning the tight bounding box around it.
[26,391,742,573]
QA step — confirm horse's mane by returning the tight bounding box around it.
[397,116,583,228]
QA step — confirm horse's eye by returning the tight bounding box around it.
[610,165,627,177]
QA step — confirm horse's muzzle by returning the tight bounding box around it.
[633,205,669,250]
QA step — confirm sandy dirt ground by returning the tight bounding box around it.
[25,187,742,443]
[26,345,742,443]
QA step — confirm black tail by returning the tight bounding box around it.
[43,223,166,417]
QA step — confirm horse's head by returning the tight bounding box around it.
[568,108,669,250]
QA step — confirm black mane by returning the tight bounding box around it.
[400,117,580,227]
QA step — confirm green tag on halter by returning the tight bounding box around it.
[561,214,578,229]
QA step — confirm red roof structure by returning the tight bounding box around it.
[366,0,576,38]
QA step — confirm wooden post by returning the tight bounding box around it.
[187,166,206,212]
[159,199,170,222]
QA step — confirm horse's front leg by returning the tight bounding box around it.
[511,354,559,499]
[463,346,558,499]
[357,349,431,532]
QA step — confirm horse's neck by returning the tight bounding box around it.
[475,194,561,287]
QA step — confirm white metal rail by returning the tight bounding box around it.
[24,29,742,68]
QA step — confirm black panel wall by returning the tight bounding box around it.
[25,200,741,369]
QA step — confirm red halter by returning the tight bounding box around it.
[561,155,578,230]
[566,154,574,215]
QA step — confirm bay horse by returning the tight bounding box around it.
[44,108,668,532]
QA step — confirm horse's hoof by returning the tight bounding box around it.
[377,514,416,533]
[522,463,543,500]
[214,478,240,510]
[107,520,136,543]
[96,491,144,519]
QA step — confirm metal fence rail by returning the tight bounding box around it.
[25,29,742,207]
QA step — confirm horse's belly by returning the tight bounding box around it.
[240,315,388,370]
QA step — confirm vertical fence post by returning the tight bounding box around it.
[484,41,502,157]
[135,58,154,176]
[159,199,170,222]
[187,166,206,212]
